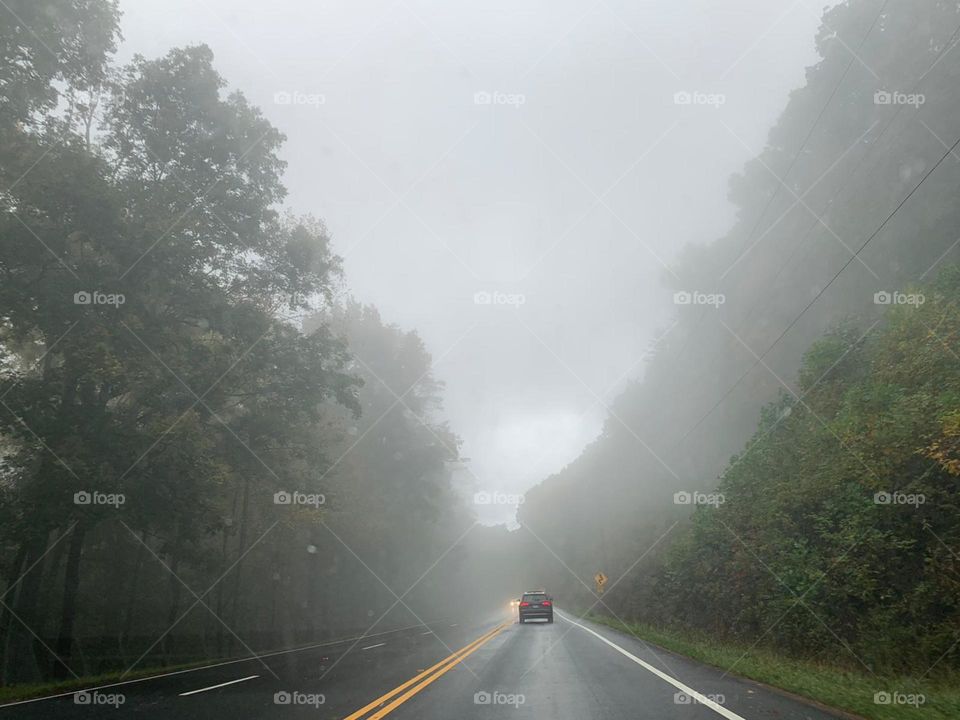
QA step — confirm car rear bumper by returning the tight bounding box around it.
[519,611,553,620]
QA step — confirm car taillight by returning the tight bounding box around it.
[542,601,551,606]
[520,601,530,607]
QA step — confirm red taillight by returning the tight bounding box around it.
[519,601,530,607]
[542,601,552,606]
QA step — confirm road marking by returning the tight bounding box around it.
[362,643,386,650]
[558,612,747,720]
[179,675,259,696]
[365,625,504,720]
[420,630,433,635]
[344,623,504,720]
[0,623,425,708]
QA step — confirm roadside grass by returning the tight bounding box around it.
[0,659,220,705]
[586,614,960,720]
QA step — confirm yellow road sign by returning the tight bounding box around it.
[594,572,608,593]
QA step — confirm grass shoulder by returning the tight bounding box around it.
[585,614,960,720]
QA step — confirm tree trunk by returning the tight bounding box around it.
[120,529,147,657]
[0,543,28,686]
[162,521,183,663]
[98,525,127,661]
[53,523,86,679]
[228,476,251,654]
[215,486,239,657]
[4,350,79,683]
[4,531,51,684]
[306,529,323,643]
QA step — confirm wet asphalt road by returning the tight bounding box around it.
[0,609,843,719]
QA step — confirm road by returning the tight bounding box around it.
[0,609,843,719]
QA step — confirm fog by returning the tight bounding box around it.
[4,0,960,708]
[116,0,830,523]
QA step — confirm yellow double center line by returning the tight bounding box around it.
[344,623,506,720]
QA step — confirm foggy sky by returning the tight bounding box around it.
[116,0,835,524]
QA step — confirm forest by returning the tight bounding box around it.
[0,2,492,685]
[517,0,960,678]
[1,0,959,708]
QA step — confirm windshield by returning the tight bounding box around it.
[2,2,956,717]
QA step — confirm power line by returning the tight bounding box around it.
[727,0,890,274]
[733,17,960,333]
[649,0,893,431]
[676,129,960,446]
[671,8,960,446]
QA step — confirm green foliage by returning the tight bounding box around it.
[517,0,960,682]
[650,268,960,675]
[0,1,467,686]
[0,0,119,132]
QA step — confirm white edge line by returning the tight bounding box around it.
[361,642,387,650]
[0,623,426,708]
[557,611,747,720]
[179,674,259,696]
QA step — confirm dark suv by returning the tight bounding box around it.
[518,590,553,623]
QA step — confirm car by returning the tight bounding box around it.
[518,590,553,623]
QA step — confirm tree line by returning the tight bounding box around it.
[516,0,960,677]
[0,0,474,686]
[628,269,960,674]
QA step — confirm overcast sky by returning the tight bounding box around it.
[116,0,835,524]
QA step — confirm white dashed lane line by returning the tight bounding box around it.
[1,623,425,708]
[361,643,387,651]
[179,675,259,697]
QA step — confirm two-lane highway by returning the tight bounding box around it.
[0,610,844,719]
[354,610,844,720]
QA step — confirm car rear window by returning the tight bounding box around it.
[523,593,547,602]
